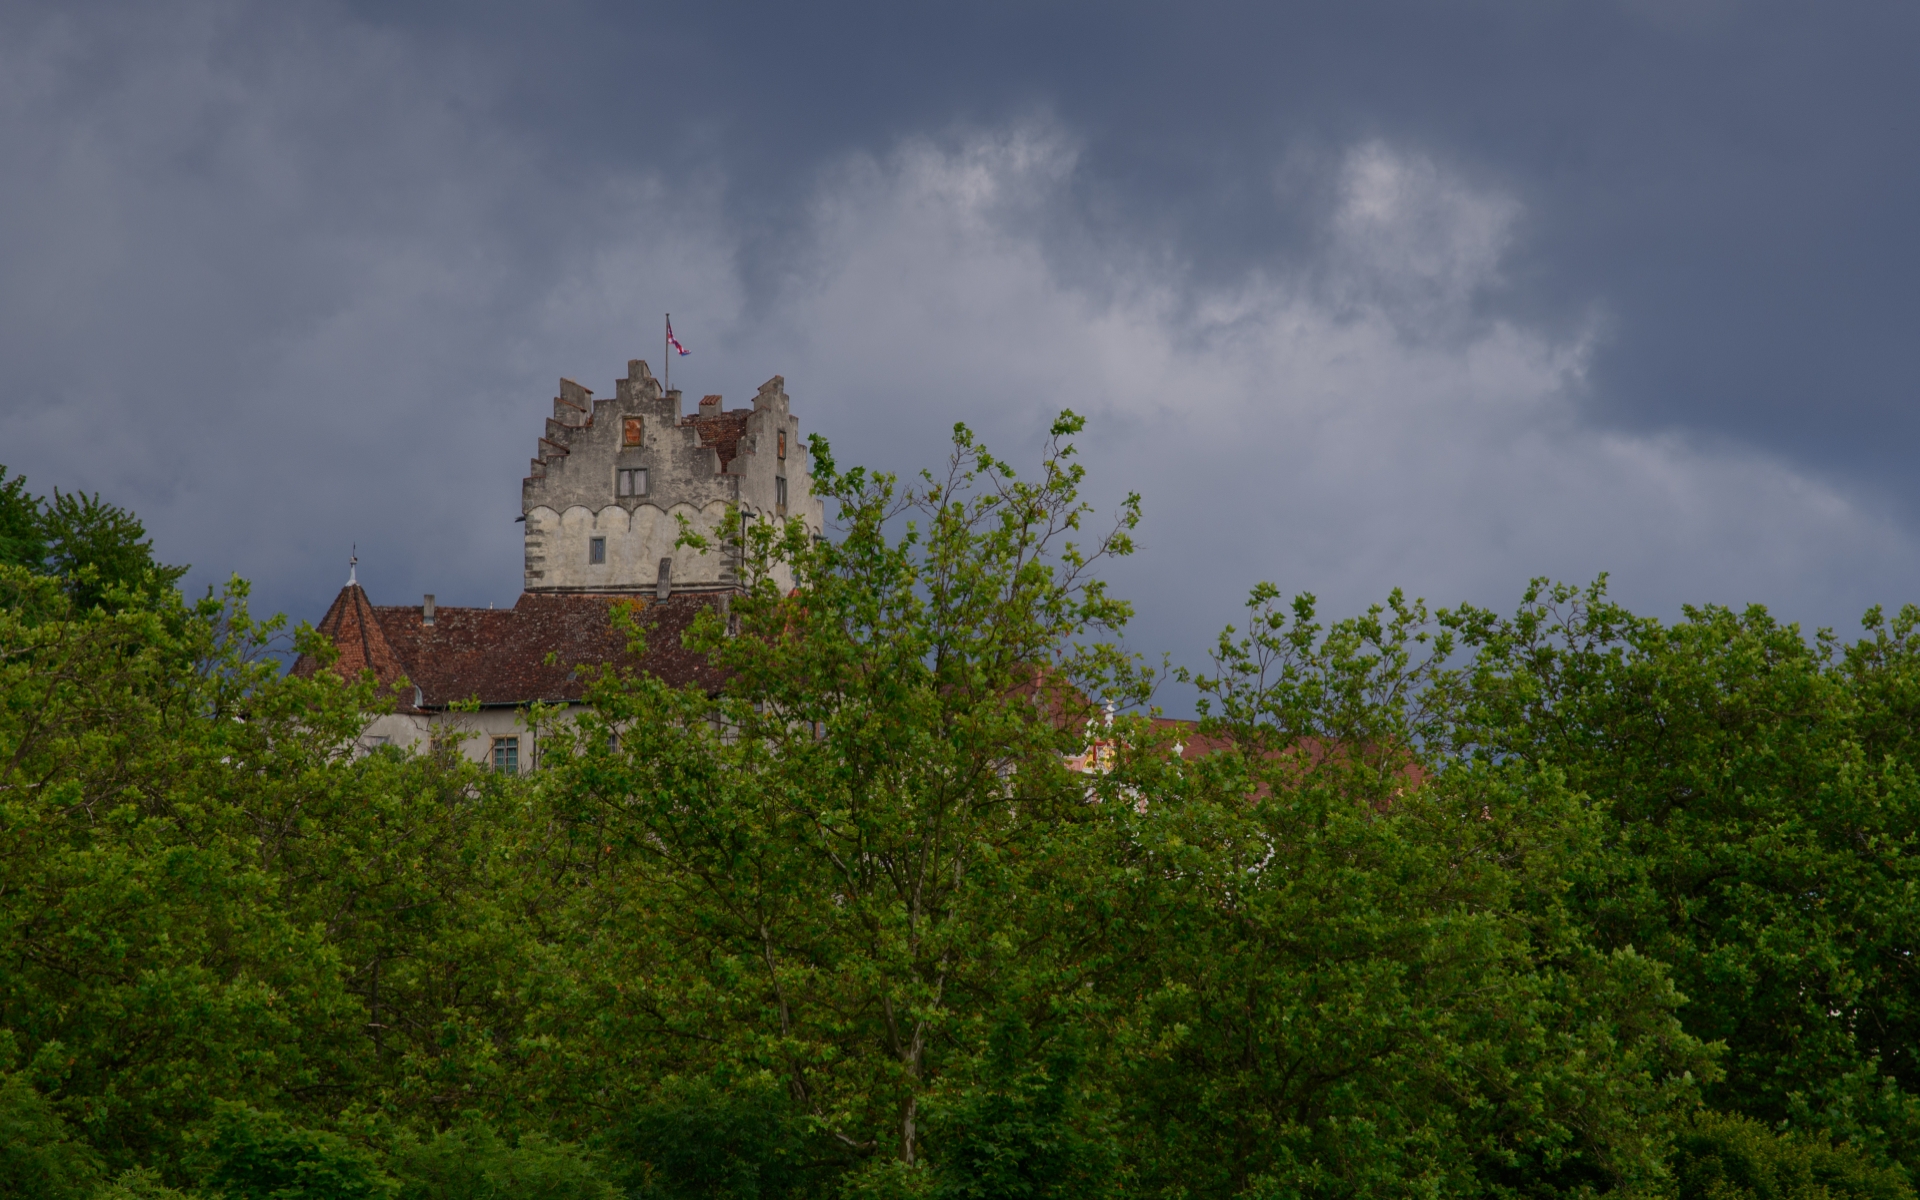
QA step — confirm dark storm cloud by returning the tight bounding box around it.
[352,1,1920,460]
[3,0,1919,699]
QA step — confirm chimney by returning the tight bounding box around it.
[699,393,722,416]
[422,594,435,626]
[656,558,673,601]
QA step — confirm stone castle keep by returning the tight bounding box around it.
[296,358,825,769]
[523,360,824,595]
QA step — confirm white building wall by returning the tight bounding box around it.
[527,499,800,594]
[526,499,737,592]
[358,707,559,776]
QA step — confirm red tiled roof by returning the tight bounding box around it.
[294,588,728,709]
[309,584,408,691]
[1150,717,1231,761]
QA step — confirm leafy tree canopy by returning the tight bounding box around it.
[0,465,186,609]
[3,437,1920,1199]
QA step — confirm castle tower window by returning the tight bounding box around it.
[623,417,643,446]
[492,736,519,775]
[589,537,606,564]
[778,430,787,460]
[776,475,788,511]
[617,467,647,497]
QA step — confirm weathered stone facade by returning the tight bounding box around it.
[297,355,828,771]
[521,359,824,595]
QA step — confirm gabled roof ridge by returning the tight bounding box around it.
[296,588,730,709]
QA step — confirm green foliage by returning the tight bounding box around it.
[531,414,1144,1179]
[392,1122,617,1200]
[1671,1110,1913,1200]
[0,466,186,610]
[1435,582,1920,1159]
[91,1167,202,1198]
[0,466,46,570]
[190,1104,394,1199]
[923,1015,1120,1200]
[10,438,1920,1198]
[1173,574,1920,1178]
[0,1044,104,1200]
[603,1074,815,1200]
[1153,593,1713,1197]
[41,487,188,611]
[0,568,372,1172]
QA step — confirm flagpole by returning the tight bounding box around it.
[664,313,670,394]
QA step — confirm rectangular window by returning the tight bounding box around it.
[623,416,643,446]
[776,475,788,510]
[778,430,787,459]
[589,537,606,564]
[492,736,519,775]
[617,467,647,497]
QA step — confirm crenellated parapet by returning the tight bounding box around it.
[521,358,824,595]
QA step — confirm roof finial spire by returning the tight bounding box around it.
[348,544,359,587]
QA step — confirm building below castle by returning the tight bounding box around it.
[295,358,825,771]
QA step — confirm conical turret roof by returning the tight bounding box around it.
[311,581,409,694]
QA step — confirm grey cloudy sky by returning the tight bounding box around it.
[4,0,1919,699]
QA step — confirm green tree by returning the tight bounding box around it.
[1441,581,1920,1160]
[0,517,607,1188]
[0,1040,105,1200]
[0,466,45,570]
[534,414,1142,1184]
[1671,1110,1912,1200]
[18,433,1920,1198]
[0,568,374,1174]
[604,1073,819,1200]
[391,1121,617,1200]
[1109,584,1715,1198]
[0,467,186,610]
[243,740,545,1128]
[41,487,187,611]
[189,1104,394,1200]
[923,1012,1120,1200]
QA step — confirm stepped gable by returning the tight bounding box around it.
[295,590,728,707]
[525,375,597,484]
[521,372,763,486]
[518,359,822,596]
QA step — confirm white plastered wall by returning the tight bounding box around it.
[357,706,557,774]
[526,499,735,591]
